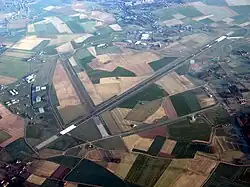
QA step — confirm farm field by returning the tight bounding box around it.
[47,155,81,169]
[65,159,127,187]
[0,104,25,147]
[3,138,34,162]
[204,163,249,187]
[125,154,171,187]
[170,90,201,116]
[47,135,84,152]
[118,83,168,109]
[28,160,59,178]
[155,154,217,187]
[167,118,212,142]
[52,61,88,123]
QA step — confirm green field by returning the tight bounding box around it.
[0,130,11,144]
[204,163,249,187]
[34,23,59,37]
[0,56,39,78]
[70,119,102,141]
[50,85,60,107]
[47,155,81,169]
[202,0,228,6]
[232,15,250,24]
[81,21,97,33]
[41,179,63,187]
[65,20,85,33]
[149,57,177,71]
[168,118,211,142]
[47,135,84,151]
[203,106,231,126]
[153,8,175,21]
[230,28,248,37]
[147,136,166,156]
[170,90,201,116]
[26,124,43,139]
[119,83,168,109]
[4,138,34,162]
[171,142,211,158]
[125,154,171,187]
[65,159,127,186]
[32,40,50,52]
[231,6,250,16]
[175,6,203,18]
[95,45,121,55]
[199,18,214,24]
[43,45,58,55]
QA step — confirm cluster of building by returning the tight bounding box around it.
[31,84,47,114]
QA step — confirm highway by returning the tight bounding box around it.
[35,35,228,150]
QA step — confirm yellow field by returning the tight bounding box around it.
[0,75,17,85]
[26,174,46,185]
[160,139,177,155]
[12,36,46,50]
[56,42,74,53]
[28,160,59,177]
[115,153,139,179]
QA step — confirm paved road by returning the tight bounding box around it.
[35,35,227,150]
[68,103,220,149]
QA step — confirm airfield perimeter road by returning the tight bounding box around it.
[67,103,220,150]
[35,34,227,150]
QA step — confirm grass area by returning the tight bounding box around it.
[0,56,38,78]
[4,138,34,162]
[203,106,231,126]
[147,136,166,156]
[70,119,102,141]
[232,15,250,24]
[50,85,60,107]
[43,45,58,55]
[170,90,201,117]
[119,83,168,109]
[230,28,248,37]
[199,18,214,24]
[41,179,63,187]
[34,23,59,37]
[84,34,114,46]
[231,6,250,16]
[95,45,121,55]
[153,8,175,21]
[125,154,171,187]
[171,142,211,158]
[65,20,85,33]
[176,6,203,18]
[32,40,50,52]
[149,57,177,71]
[168,118,211,142]
[204,163,249,187]
[81,21,97,33]
[175,63,190,75]
[26,124,42,139]
[202,0,228,6]
[47,135,84,151]
[0,130,11,144]
[65,159,127,187]
[47,155,81,169]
